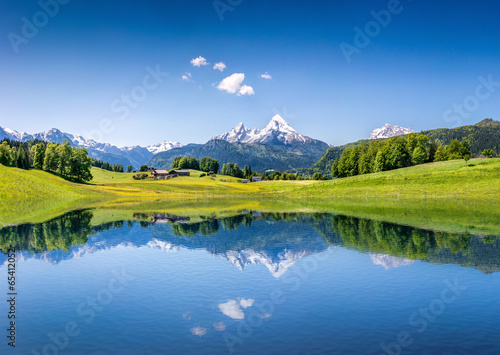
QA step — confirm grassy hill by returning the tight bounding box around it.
[310,119,500,175]
[1,158,500,234]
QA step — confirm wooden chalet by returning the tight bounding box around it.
[171,169,190,176]
[150,168,172,180]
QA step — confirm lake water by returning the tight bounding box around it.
[1,211,499,354]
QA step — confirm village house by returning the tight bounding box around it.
[150,168,171,180]
[251,176,262,182]
[171,169,191,176]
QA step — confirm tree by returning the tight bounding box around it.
[43,143,59,172]
[447,139,462,159]
[411,146,426,165]
[434,145,447,161]
[33,143,46,170]
[482,149,495,158]
[56,139,72,176]
[0,141,12,166]
[332,160,339,177]
[140,165,149,172]
[126,165,133,173]
[373,150,386,172]
[68,148,93,182]
[312,172,327,180]
[200,157,219,173]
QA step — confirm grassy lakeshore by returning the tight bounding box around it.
[1,158,499,234]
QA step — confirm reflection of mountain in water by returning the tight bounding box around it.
[370,254,416,269]
[146,214,329,278]
[1,211,499,274]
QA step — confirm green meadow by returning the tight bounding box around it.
[1,158,499,234]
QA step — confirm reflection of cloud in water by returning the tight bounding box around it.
[190,327,207,337]
[218,298,255,319]
[370,253,415,269]
[213,322,226,331]
[182,312,191,320]
[239,298,254,308]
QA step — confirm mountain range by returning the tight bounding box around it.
[148,115,331,171]
[0,126,179,168]
[3,117,493,174]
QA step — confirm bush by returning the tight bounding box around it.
[199,173,206,177]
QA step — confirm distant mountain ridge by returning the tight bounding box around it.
[369,123,415,139]
[148,115,330,171]
[0,126,182,169]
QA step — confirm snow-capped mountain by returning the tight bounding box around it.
[369,123,415,139]
[147,140,183,154]
[369,253,416,269]
[0,125,182,168]
[219,248,313,278]
[213,114,320,146]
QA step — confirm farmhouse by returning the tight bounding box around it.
[150,168,170,180]
[251,176,262,182]
[172,169,190,176]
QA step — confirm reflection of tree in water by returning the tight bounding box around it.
[2,210,499,273]
[0,211,123,253]
[325,215,473,259]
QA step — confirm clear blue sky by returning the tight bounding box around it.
[1,0,500,147]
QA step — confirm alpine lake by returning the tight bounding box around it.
[1,209,499,355]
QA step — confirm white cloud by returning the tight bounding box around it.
[191,56,208,67]
[217,73,245,94]
[213,322,226,331]
[190,327,207,337]
[213,62,226,71]
[238,85,255,96]
[260,72,272,80]
[182,72,192,81]
[218,298,255,319]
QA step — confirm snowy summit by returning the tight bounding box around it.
[369,124,415,139]
[213,114,312,145]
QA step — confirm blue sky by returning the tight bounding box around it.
[1,0,500,147]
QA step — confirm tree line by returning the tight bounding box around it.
[331,134,472,178]
[0,139,93,182]
[90,158,124,173]
[170,156,220,173]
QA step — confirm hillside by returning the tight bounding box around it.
[311,119,500,175]
[148,139,318,171]
[1,159,500,234]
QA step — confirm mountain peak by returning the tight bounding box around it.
[369,124,415,139]
[265,114,296,133]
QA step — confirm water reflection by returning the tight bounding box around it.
[1,210,499,274]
